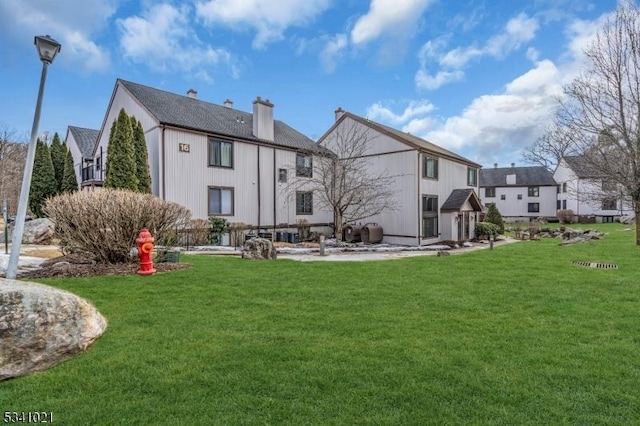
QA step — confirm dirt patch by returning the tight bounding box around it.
[19,253,191,279]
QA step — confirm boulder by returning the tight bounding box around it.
[0,278,107,381]
[241,237,277,260]
[1,218,55,245]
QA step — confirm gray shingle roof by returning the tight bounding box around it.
[119,79,323,153]
[479,166,556,187]
[563,155,601,178]
[67,126,99,158]
[441,189,483,212]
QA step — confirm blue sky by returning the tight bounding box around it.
[0,0,619,168]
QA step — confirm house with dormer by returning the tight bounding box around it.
[318,109,483,245]
[479,165,558,221]
[82,79,332,235]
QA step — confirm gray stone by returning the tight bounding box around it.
[3,218,55,245]
[241,237,277,260]
[0,278,107,381]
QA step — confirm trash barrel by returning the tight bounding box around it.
[361,224,383,244]
[343,224,363,242]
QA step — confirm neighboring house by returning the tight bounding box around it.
[318,109,483,245]
[554,155,632,222]
[85,79,332,235]
[64,126,100,189]
[479,164,558,221]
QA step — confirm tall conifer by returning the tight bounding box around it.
[29,138,57,217]
[61,147,78,193]
[49,132,66,192]
[104,108,138,191]
[132,117,152,193]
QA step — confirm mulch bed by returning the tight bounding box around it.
[19,253,192,279]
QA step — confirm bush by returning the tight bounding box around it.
[44,189,191,263]
[484,203,505,234]
[475,222,500,239]
[186,219,210,246]
[557,209,575,224]
[209,216,229,245]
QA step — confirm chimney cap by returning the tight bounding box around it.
[511,162,515,167]
[494,163,498,168]
[186,88,198,98]
[253,96,273,107]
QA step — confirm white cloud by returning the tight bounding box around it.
[0,0,117,72]
[367,100,435,124]
[415,12,539,91]
[118,4,235,79]
[320,34,348,73]
[196,0,331,49]
[415,69,464,90]
[351,0,432,45]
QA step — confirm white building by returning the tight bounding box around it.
[318,109,483,245]
[554,155,632,222]
[479,165,558,221]
[77,79,333,236]
[64,126,99,190]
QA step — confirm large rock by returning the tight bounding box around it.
[1,218,55,245]
[0,278,107,381]
[241,237,277,260]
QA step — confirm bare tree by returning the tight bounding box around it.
[522,120,579,170]
[537,0,640,244]
[284,122,399,241]
[0,126,27,217]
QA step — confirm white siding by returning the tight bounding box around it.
[481,185,557,220]
[64,130,83,187]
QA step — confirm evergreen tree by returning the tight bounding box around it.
[49,132,66,192]
[61,147,78,193]
[132,117,152,193]
[485,203,505,234]
[29,138,57,217]
[104,108,138,191]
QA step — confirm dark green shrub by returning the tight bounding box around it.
[475,221,500,239]
[484,203,505,234]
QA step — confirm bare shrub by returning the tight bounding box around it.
[186,219,210,246]
[44,189,191,263]
[557,209,575,224]
[229,222,249,248]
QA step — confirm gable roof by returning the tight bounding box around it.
[67,126,99,158]
[562,155,601,178]
[441,189,483,212]
[319,112,481,168]
[117,79,323,153]
[479,166,556,187]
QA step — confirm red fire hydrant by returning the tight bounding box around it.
[136,228,156,276]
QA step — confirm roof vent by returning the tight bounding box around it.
[494,163,498,168]
[187,89,197,99]
[335,107,345,122]
[224,99,233,108]
[511,162,515,168]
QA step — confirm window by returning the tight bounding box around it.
[602,179,617,192]
[422,156,438,179]
[517,194,522,200]
[485,188,495,198]
[557,186,560,193]
[422,195,438,238]
[562,182,567,193]
[562,200,567,209]
[296,191,313,215]
[557,200,561,210]
[528,186,539,197]
[528,203,540,213]
[602,198,617,210]
[467,168,477,186]
[500,194,506,200]
[296,153,312,177]
[278,168,287,183]
[208,187,234,216]
[208,139,233,168]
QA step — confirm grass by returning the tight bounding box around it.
[2,223,640,425]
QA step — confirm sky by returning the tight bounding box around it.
[0,0,621,168]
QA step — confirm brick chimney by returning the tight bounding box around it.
[253,97,274,141]
[187,89,197,99]
[335,107,345,122]
[223,99,233,108]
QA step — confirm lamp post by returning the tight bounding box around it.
[5,35,61,280]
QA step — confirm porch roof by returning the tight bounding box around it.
[441,189,483,212]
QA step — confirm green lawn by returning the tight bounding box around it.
[2,223,640,425]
